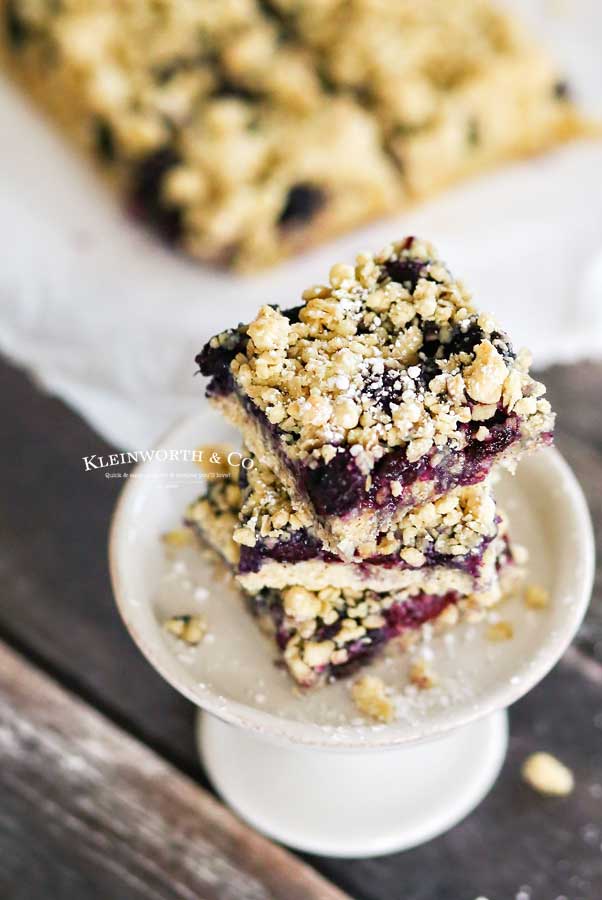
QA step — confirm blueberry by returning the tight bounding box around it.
[302,452,365,517]
[129,148,183,244]
[442,322,486,358]
[361,367,406,416]
[196,328,247,396]
[278,183,326,228]
[93,119,115,163]
[385,593,457,631]
[383,257,427,294]
[466,415,521,463]
[5,1,29,49]
[553,80,571,100]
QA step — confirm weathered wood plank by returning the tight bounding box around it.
[542,364,602,659]
[0,358,198,776]
[0,640,348,900]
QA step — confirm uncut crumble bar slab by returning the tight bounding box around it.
[0,0,400,269]
[226,452,505,598]
[270,0,585,197]
[197,236,554,555]
[2,1,584,270]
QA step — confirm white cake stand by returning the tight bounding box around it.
[109,406,594,857]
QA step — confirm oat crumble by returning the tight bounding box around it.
[199,237,554,551]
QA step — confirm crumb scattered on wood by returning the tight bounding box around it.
[521,752,574,796]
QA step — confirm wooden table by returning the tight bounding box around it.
[1,355,600,900]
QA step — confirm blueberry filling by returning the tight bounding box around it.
[250,588,459,680]
[238,529,337,572]
[442,321,485,358]
[296,415,521,519]
[238,525,492,576]
[383,257,428,293]
[196,304,304,397]
[384,592,454,630]
[302,450,366,517]
[278,183,326,229]
[94,119,116,163]
[129,148,183,244]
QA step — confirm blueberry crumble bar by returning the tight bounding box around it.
[227,451,505,598]
[2,0,585,268]
[198,237,554,554]
[184,463,519,687]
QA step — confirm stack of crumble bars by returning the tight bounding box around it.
[1,0,585,268]
[189,237,554,692]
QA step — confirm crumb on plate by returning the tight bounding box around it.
[351,674,395,723]
[163,614,207,646]
[486,620,514,642]
[409,659,437,690]
[524,584,550,609]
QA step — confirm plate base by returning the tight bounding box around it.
[198,709,508,857]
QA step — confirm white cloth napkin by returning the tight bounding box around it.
[1,0,601,449]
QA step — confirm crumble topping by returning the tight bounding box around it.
[234,452,313,548]
[235,449,498,559]
[163,614,207,646]
[208,237,553,466]
[351,675,395,723]
[188,475,242,522]
[521,752,574,797]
